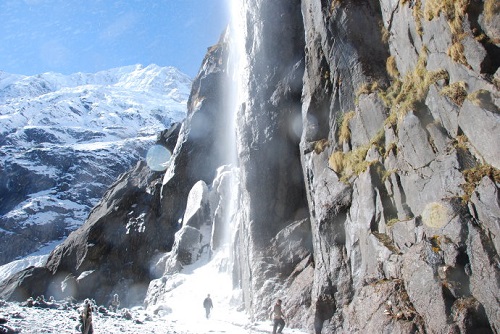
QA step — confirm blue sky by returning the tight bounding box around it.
[0,0,230,78]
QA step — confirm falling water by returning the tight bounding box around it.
[143,0,249,331]
[196,0,247,304]
[215,0,247,250]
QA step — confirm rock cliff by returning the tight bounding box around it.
[2,1,499,333]
[297,1,499,332]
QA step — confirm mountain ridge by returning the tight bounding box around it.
[0,64,190,265]
[0,64,191,103]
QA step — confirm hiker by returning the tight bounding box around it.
[80,299,94,334]
[270,299,286,334]
[203,294,213,319]
[110,293,120,312]
[24,297,34,307]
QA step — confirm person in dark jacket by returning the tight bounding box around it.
[203,294,213,319]
[270,299,286,334]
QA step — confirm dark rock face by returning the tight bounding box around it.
[0,267,53,302]
[232,0,309,319]
[1,160,169,305]
[0,146,143,266]
[157,34,233,234]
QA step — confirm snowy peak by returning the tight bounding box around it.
[0,64,192,141]
[0,64,192,104]
[114,64,193,96]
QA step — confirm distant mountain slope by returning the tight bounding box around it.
[0,64,190,265]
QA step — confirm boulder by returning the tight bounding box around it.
[458,99,500,169]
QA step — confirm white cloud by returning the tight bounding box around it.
[100,12,139,41]
[39,40,71,70]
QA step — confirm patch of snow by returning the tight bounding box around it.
[0,247,308,334]
[0,239,61,282]
[77,271,94,281]
[0,256,48,282]
[143,247,308,334]
[0,65,190,262]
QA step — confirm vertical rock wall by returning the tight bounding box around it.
[235,0,499,333]
[232,0,310,320]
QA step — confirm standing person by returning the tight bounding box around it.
[203,294,213,319]
[270,299,286,334]
[80,299,94,334]
[110,293,120,312]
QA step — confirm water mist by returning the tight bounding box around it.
[143,0,248,329]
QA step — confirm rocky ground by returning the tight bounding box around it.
[0,299,307,334]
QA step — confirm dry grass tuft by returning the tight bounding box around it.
[329,144,373,182]
[414,0,424,36]
[387,218,400,227]
[454,134,469,151]
[428,69,449,84]
[338,111,356,145]
[349,147,373,176]
[380,47,447,128]
[370,128,386,156]
[330,0,343,13]
[425,0,470,66]
[494,77,500,91]
[357,81,381,96]
[400,0,424,36]
[356,81,382,106]
[461,164,500,201]
[448,40,468,67]
[327,135,389,183]
[380,21,390,45]
[429,235,442,253]
[441,81,468,106]
[385,142,398,158]
[386,56,400,79]
[329,151,345,174]
[484,0,500,23]
[373,231,401,254]
[313,139,330,154]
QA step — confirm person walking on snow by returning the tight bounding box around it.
[270,299,286,334]
[203,294,213,319]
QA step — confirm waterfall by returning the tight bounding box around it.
[142,0,247,330]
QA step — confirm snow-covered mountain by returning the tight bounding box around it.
[0,64,190,265]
